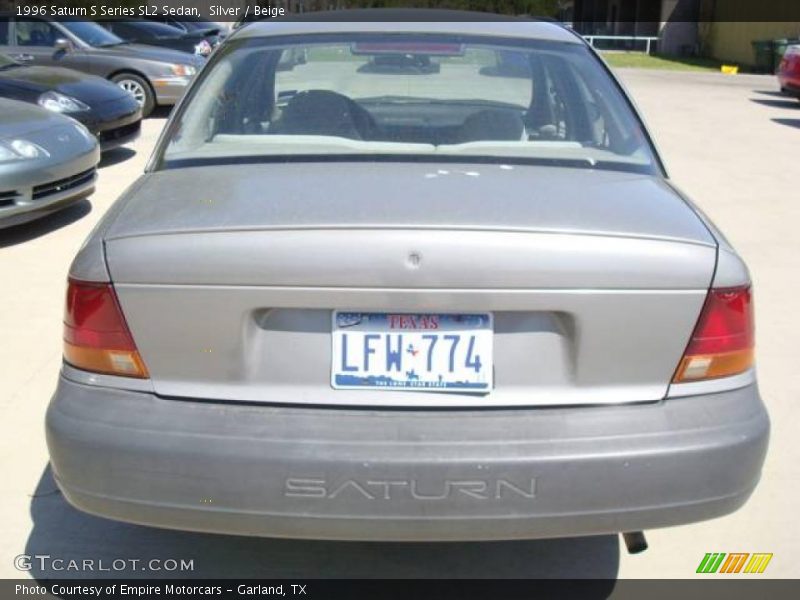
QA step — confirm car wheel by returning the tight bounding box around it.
[112,73,155,117]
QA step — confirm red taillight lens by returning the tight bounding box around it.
[63,279,148,378]
[673,286,754,383]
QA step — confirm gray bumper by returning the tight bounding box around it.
[151,78,191,105]
[46,376,769,541]
[0,145,99,228]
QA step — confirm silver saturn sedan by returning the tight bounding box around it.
[0,97,99,228]
[46,14,769,543]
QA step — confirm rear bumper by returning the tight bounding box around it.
[46,375,769,541]
[779,79,800,97]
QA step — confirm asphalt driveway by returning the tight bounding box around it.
[0,69,797,579]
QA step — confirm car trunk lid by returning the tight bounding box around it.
[103,163,716,407]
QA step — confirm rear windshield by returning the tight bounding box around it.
[162,34,659,174]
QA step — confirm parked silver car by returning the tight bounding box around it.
[0,16,204,116]
[0,97,99,228]
[46,15,769,543]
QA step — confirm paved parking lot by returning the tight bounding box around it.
[0,69,797,579]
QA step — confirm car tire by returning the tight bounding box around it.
[111,73,155,117]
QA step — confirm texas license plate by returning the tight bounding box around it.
[331,312,493,392]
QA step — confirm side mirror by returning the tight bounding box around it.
[54,38,73,53]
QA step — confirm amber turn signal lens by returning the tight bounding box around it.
[673,348,754,382]
[63,344,149,379]
[672,286,754,383]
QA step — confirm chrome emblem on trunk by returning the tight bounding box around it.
[406,251,422,269]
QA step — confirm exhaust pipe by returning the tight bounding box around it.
[622,531,648,554]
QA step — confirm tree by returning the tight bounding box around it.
[338,0,560,16]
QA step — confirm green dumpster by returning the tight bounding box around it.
[751,39,775,73]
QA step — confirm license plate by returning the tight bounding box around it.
[331,312,493,392]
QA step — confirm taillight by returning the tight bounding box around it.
[672,286,754,383]
[63,279,149,378]
[782,49,800,73]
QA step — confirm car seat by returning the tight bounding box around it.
[456,109,525,143]
[270,90,365,140]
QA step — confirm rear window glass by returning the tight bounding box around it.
[163,34,658,174]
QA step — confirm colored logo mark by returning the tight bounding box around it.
[696,552,772,574]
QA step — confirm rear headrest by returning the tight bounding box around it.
[456,109,525,143]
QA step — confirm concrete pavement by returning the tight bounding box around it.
[0,69,797,579]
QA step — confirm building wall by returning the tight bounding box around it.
[571,0,701,55]
[707,21,800,66]
[658,0,701,54]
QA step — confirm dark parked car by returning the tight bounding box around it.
[144,15,223,49]
[0,53,140,151]
[0,16,204,116]
[100,20,213,57]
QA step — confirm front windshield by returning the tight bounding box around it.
[61,21,124,47]
[163,34,659,174]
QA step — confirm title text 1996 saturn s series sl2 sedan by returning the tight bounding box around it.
[46,13,769,545]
